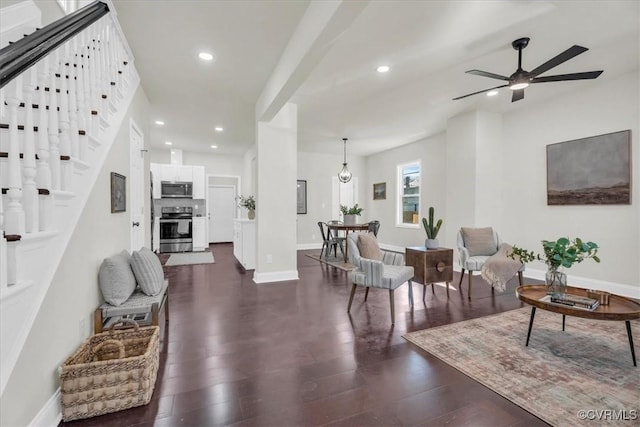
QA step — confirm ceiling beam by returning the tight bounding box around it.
[255,0,369,123]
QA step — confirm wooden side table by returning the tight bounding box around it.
[405,247,454,299]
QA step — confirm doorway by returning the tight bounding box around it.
[208,185,236,243]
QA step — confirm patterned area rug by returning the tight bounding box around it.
[165,251,214,266]
[305,253,356,272]
[404,308,640,426]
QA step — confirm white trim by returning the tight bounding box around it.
[29,387,61,427]
[253,270,299,284]
[297,243,322,250]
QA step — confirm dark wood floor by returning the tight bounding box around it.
[63,243,547,426]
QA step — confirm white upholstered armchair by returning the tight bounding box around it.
[346,232,414,324]
[457,227,524,298]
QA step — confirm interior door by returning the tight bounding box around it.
[129,120,145,251]
[208,185,236,243]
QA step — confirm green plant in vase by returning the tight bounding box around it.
[421,206,442,249]
[340,204,363,225]
[509,237,600,296]
[237,195,256,219]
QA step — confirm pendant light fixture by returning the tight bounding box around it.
[338,138,352,183]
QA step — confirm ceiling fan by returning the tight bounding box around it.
[453,37,603,102]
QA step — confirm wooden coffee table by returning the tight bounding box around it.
[516,284,640,366]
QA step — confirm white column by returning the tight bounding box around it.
[21,68,38,233]
[253,103,299,284]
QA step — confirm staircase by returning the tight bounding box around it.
[0,0,139,396]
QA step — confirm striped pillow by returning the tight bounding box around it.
[130,247,164,296]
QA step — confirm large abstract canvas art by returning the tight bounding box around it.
[547,130,631,205]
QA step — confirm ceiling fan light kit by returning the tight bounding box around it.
[453,37,603,102]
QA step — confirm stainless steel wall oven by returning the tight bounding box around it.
[159,206,193,253]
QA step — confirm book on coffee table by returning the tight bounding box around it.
[539,294,600,311]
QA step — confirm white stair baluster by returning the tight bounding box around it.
[67,40,80,161]
[4,77,26,236]
[48,50,61,191]
[88,27,100,134]
[36,57,52,231]
[21,68,38,233]
[74,36,88,161]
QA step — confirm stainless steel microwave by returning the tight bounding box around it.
[160,181,193,198]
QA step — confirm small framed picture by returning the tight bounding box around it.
[110,172,126,213]
[373,182,386,200]
[297,180,307,214]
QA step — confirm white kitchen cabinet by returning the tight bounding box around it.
[192,166,206,199]
[192,217,207,251]
[160,164,193,183]
[233,219,255,270]
[150,163,162,199]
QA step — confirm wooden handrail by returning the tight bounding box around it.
[0,1,109,89]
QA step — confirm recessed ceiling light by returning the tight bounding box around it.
[155,120,165,125]
[210,145,218,149]
[214,126,224,132]
[198,52,214,61]
[486,90,499,97]
[376,65,390,73]
[165,141,172,145]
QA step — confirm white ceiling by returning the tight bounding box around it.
[112,0,639,158]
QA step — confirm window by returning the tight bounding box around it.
[397,161,421,227]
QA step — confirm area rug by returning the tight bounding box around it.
[305,253,356,272]
[165,251,214,266]
[403,307,640,426]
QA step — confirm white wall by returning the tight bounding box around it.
[501,71,639,288]
[364,133,447,249]
[149,149,244,177]
[296,152,366,248]
[0,86,150,426]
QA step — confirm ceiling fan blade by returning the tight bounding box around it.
[531,70,603,83]
[529,45,588,77]
[511,89,524,102]
[452,84,508,100]
[466,69,510,81]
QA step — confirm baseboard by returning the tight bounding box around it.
[253,270,299,284]
[29,387,61,427]
[297,243,322,250]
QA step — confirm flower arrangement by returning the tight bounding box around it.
[509,237,600,269]
[237,195,255,211]
[340,204,363,216]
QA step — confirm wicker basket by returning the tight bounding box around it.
[60,320,159,421]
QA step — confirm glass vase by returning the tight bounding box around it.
[545,267,567,297]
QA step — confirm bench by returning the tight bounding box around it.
[95,248,169,333]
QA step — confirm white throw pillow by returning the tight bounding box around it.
[461,227,496,256]
[98,250,137,306]
[130,247,164,296]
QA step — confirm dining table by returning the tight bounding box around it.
[327,223,370,263]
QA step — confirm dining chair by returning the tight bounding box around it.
[457,227,524,298]
[326,219,346,249]
[367,220,380,237]
[317,222,343,259]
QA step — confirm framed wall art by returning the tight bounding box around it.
[110,172,126,213]
[297,180,307,214]
[373,182,386,200]
[546,130,631,205]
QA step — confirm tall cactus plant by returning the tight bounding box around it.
[422,206,442,239]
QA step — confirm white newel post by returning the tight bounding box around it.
[21,68,38,233]
[48,50,61,191]
[36,57,53,231]
[4,77,26,236]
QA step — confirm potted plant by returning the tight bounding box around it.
[237,195,256,220]
[509,237,599,296]
[340,204,363,225]
[422,206,442,249]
